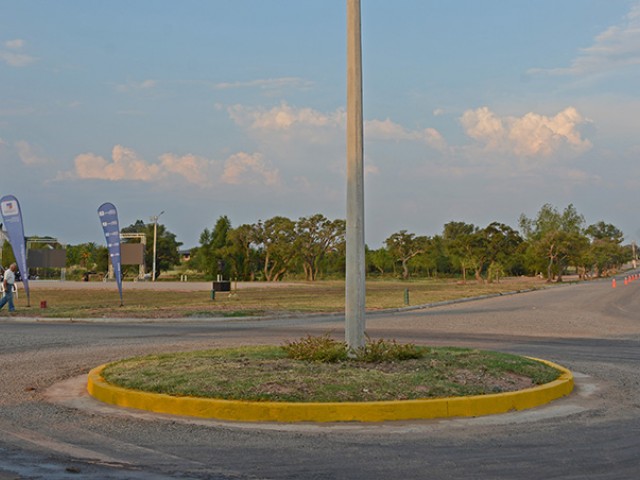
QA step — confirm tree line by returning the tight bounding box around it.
[183,204,632,282]
[27,203,632,282]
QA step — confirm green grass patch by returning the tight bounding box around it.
[101,344,561,402]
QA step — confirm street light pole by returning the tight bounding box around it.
[150,211,164,282]
[345,0,366,351]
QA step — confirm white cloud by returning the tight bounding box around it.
[227,103,449,161]
[222,102,592,189]
[365,118,447,150]
[69,146,281,188]
[529,3,640,77]
[16,140,49,165]
[74,145,161,181]
[221,152,280,186]
[158,153,214,186]
[4,39,24,49]
[215,77,313,91]
[461,107,505,150]
[72,147,217,185]
[460,106,592,157]
[365,164,380,176]
[227,102,345,130]
[115,79,157,93]
[0,39,35,67]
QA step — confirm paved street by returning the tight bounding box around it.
[0,278,639,479]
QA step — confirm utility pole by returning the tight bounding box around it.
[345,0,366,351]
[150,211,164,282]
[633,241,637,269]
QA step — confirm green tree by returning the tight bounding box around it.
[585,221,624,243]
[1,240,17,269]
[252,216,297,281]
[294,214,346,281]
[481,222,523,282]
[192,216,232,280]
[66,242,108,272]
[519,204,586,282]
[385,230,429,280]
[585,221,627,277]
[227,223,259,280]
[442,221,477,282]
[366,246,394,275]
[425,235,453,277]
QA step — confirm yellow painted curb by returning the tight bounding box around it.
[87,358,573,423]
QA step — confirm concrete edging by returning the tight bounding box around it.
[87,358,574,423]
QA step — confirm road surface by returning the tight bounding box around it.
[0,278,639,479]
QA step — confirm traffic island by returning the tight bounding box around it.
[87,347,574,423]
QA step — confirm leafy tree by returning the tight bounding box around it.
[585,221,624,244]
[192,216,232,280]
[385,230,429,280]
[367,246,394,275]
[1,241,17,269]
[442,221,477,282]
[322,238,346,278]
[585,221,627,277]
[66,242,108,272]
[425,235,453,277]
[227,223,259,280]
[294,214,346,281]
[519,204,586,282]
[481,222,523,281]
[252,216,297,281]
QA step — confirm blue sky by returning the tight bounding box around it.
[2,1,640,248]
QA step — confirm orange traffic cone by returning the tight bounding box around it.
[612,278,617,288]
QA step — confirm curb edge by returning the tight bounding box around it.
[87,357,574,423]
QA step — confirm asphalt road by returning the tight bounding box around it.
[1,278,639,479]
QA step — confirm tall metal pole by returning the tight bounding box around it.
[151,210,164,282]
[346,0,366,351]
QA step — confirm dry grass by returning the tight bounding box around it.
[5,277,549,319]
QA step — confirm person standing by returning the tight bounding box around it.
[0,263,17,312]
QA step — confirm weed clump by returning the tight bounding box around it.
[282,334,424,363]
[356,337,423,362]
[283,335,348,362]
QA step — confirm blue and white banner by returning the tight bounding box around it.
[98,202,123,305]
[0,194,31,306]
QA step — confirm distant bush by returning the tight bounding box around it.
[282,334,424,363]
